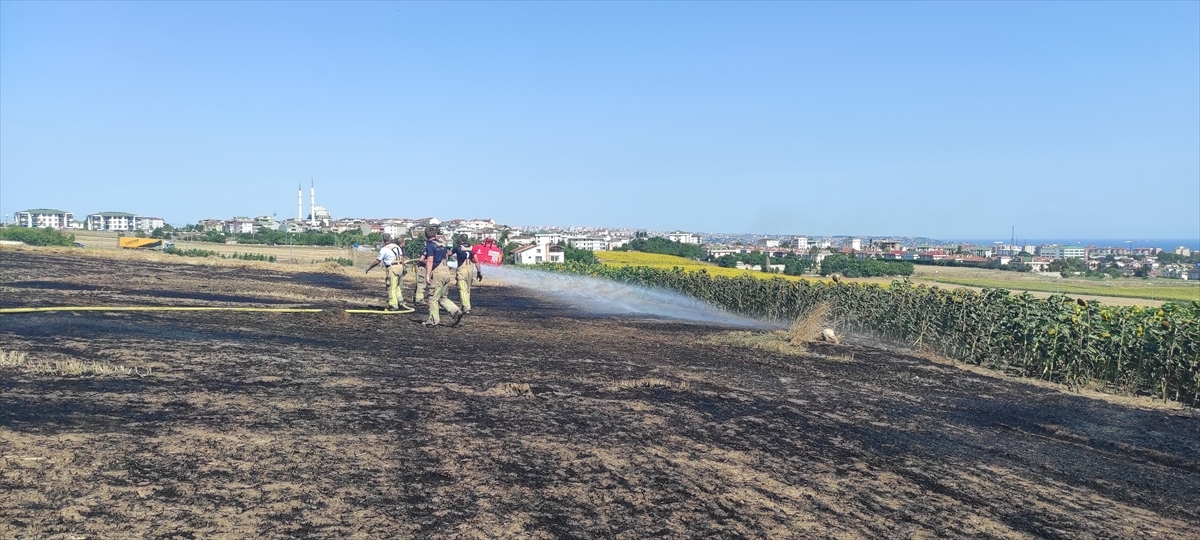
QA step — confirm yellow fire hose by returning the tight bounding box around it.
[0,306,324,314]
[1,259,438,315]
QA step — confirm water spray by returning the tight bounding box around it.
[485,266,777,329]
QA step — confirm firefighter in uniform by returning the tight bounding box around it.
[453,234,483,314]
[364,234,409,311]
[422,228,465,327]
[412,237,428,306]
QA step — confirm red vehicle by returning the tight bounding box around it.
[472,238,503,266]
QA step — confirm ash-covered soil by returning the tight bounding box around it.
[2,249,1198,539]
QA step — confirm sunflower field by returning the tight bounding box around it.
[537,262,1200,405]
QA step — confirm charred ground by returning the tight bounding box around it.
[2,249,1198,539]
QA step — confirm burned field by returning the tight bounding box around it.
[2,250,1199,539]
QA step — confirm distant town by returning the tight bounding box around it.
[8,189,1200,281]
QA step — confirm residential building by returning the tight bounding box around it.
[705,248,749,258]
[514,243,564,264]
[795,236,809,251]
[668,231,702,244]
[86,212,137,232]
[873,240,900,252]
[566,237,608,251]
[1027,257,1052,272]
[607,237,632,250]
[1038,244,1087,259]
[461,219,495,230]
[382,222,408,239]
[137,217,165,232]
[197,219,224,231]
[15,209,73,229]
[1161,265,1192,280]
[224,217,257,234]
[533,232,562,246]
[1174,246,1192,257]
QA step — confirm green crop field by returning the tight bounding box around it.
[595,251,818,282]
[537,261,1200,405]
[921,276,1200,303]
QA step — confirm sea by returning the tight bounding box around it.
[947,238,1200,251]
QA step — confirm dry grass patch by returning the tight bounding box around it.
[606,378,690,391]
[703,303,839,356]
[787,303,834,344]
[704,330,808,356]
[482,382,534,397]
[1,349,29,367]
[0,349,151,377]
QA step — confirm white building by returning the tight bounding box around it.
[461,219,495,230]
[763,239,781,248]
[1175,246,1192,257]
[668,231,702,244]
[848,238,862,251]
[224,217,257,234]
[473,228,503,242]
[381,222,408,239]
[137,217,165,232]
[607,237,632,250]
[795,236,809,251]
[566,237,608,251]
[534,232,562,246]
[705,248,749,258]
[86,212,136,232]
[514,243,564,264]
[15,209,73,229]
[1038,244,1087,259]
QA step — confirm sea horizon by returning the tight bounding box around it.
[946,238,1200,251]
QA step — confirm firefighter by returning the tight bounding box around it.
[421,227,464,327]
[364,234,409,311]
[453,234,483,314]
[411,238,428,306]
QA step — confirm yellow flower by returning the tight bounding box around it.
[1101,333,1111,338]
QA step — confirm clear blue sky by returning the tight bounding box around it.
[2,1,1197,239]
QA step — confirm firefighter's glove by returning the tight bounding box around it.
[476,272,483,282]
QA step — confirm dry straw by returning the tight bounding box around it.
[787,303,835,344]
[0,349,151,377]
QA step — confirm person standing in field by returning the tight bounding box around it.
[421,228,465,327]
[364,234,409,311]
[453,234,483,314]
[411,234,429,307]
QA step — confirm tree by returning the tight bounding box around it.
[404,238,424,259]
[0,227,75,246]
[559,241,598,264]
[618,236,703,259]
[819,254,913,277]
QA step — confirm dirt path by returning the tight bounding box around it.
[2,250,1198,538]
